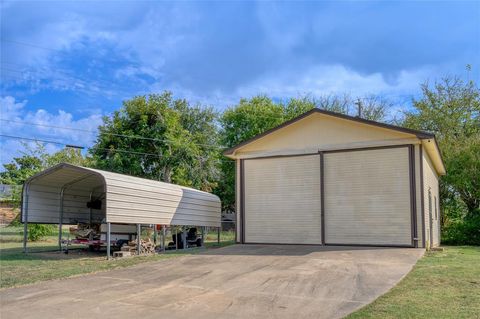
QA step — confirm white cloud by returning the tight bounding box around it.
[0,96,103,167]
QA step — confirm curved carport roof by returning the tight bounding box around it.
[22,163,221,227]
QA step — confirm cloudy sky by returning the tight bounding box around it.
[1,0,479,167]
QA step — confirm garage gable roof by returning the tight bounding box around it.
[223,108,446,175]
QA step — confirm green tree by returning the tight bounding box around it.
[90,92,219,191]
[403,76,480,243]
[1,144,88,239]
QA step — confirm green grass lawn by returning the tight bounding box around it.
[0,226,234,289]
[347,246,480,319]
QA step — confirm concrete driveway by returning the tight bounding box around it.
[0,245,423,319]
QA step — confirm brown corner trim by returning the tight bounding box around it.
[240,159,245,244]
[408,145,418,248]
[419,145,426,248]
[319,151,325,245]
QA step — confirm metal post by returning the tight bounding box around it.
[106,222,111,260]
[153,225,157,248]
[182,226,187,250]
[23,190,29,254]
[175,227,178,251]
[59,188,65,251]
[201,226,205,247]
[88,191,93,226]
[162,225,166,252]
[137,224,141,255]
[217,226,220,245]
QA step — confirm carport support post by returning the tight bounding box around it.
[201,226,205,247]
[137,224,141,255]
[162,225,166,252]
[106,222,111,260]
[217,226,220,245]
[175,228,178,251]
[23,191,29,254]
[58,188,65,251]
[182,226,187,250]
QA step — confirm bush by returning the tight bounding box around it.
[442,213,480,245]
[27,224,56,241]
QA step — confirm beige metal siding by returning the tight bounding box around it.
[244,155,321,244]
[423,151,440,247]
[102,172,221,226]
[324,147,412,246]
[237,113,416,156]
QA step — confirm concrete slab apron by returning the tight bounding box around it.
[0,245,424,319]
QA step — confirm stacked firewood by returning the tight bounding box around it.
[121,238,155,255]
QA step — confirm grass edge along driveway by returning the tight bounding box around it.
[347,246,480,319]
[0,226,234,289]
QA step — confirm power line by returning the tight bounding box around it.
[0,134,160,157]
[0,134,236,163]
[0,118,223,149]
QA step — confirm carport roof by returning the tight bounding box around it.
[23,163,221,227]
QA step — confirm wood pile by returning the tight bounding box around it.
[120,238,155,255]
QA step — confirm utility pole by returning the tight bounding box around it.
[355,99,362,118]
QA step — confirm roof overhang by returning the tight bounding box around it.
[223,108,446,175]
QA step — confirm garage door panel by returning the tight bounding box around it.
[324,147,412,246]
[244,155,322,244]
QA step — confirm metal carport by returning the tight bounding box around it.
[22,163,221,257]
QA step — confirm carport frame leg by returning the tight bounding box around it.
[137,224,141,255]
[58,188,65,251]
[217,227,220,244]
[162,225,166,252]
[182,226,187,250]
[23,191,29,254]
[106,222,111,260]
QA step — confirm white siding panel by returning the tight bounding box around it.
[324,147,412,246]
[423,151,440,247]
[244,155,321,244]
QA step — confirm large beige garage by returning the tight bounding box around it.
[224,108,446,248]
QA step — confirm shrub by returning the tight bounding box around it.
[27,224,56,241]
[442,212,480,245]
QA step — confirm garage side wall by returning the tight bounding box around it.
[423,151,441,247]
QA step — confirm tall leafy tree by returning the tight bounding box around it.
[403,76,480,243]
[90,92,219,191]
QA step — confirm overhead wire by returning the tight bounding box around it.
[0,119,224,149]
[0,134,236,163]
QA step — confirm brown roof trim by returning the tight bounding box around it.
[223,108,435,155]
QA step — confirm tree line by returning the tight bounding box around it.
[2,76,479,244]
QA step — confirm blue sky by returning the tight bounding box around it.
[1,0,479,166]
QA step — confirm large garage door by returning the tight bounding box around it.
[324,147,412,246]
[244,155,321,244]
